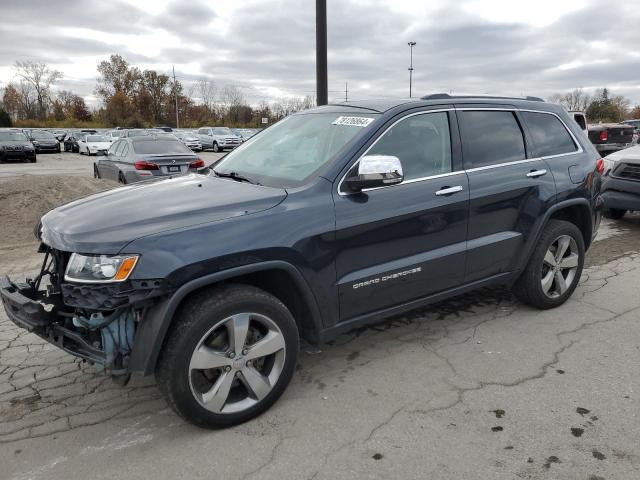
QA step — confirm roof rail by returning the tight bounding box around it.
[421,93,545,102]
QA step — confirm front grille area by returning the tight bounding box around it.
[614,163,640,181]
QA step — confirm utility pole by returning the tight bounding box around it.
[344,81,348,102]
[173,65,179,129]
[408,41,416,98]
[316,0,328,106]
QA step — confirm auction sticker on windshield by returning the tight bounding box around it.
[332,116,374,127]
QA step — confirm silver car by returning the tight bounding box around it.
[196,126,242,152]
[174,131,202,151]
[94,137,205,184]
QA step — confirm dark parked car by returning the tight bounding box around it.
[0,129,36,163]
[1,95,602,429]
[63,132,86,152]
[29,130,61,153]
[601,144,640,219]
[588,123,635,155]
[94,136,205,183]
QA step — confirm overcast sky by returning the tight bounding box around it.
[1,0,639,107]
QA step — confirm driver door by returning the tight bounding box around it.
[333,110,470,321]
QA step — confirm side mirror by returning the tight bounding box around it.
[345,155,403,192]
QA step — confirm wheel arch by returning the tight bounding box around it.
[129,260,324,376]
[512,198,593,278]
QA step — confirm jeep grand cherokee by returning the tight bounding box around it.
[1,95,603,428]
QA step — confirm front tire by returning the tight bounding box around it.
[603,208,626,220]
[512,220,585,309]
[94,165,100,179]
[156,284,299,429]
[212,142,220,153]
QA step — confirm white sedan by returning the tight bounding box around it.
[78,135,111,156]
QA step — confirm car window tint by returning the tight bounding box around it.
[459,111,526,168]
[367,112,452,181]
[522,112,577,157]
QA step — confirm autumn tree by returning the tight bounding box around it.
[586,88,629,123]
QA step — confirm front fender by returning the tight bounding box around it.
[128,260,323,376]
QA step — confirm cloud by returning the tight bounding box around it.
[0,0,638,107]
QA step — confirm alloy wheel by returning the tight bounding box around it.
[188,312,286,414]
[541,235,579,298]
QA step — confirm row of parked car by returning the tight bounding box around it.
[61,126,262,155]
[0,126,263,163]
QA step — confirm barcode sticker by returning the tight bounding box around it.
[332,116,374,127]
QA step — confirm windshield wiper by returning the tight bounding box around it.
[213,170,259,185]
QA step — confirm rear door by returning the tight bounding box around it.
[100,141,120,179]
[334,109,470,321]
[458,108,556,283]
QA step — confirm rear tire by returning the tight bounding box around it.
[512,220,585,309]
[156,284,299,429]
[118,172,127,184]
[603,208,626,220]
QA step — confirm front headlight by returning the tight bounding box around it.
[602,157,617,175]
[65,253,139,283]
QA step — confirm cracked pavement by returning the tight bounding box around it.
[1,215,639,480]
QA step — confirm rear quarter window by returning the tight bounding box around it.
[522,112,577,157]
[459,110,526,168]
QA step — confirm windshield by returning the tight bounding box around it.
[87,135,108,142]
[133,140,193,155]
[212,127,232,135]
[0,132,27,141]
[213,112,378,187]
[32,131,55,139]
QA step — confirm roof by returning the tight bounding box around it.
[324,94,551,114]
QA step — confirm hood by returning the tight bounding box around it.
[1,141,33,149]
[607,145,640,165]
[40,174,287,253]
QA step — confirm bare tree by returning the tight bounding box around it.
[196,78,217,117]
[548,88,591,112]
[14,61,62,119]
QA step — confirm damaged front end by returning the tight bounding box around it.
[0,245,167,382]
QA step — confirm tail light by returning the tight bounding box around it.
[134,160,159,170]
[596,158,605,175]
[189,158,205,169]
[599,130,608,142]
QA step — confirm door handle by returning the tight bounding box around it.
[526,169,547,178]
[435,185,464,196]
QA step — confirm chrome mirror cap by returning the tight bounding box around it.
[345,155,404,192]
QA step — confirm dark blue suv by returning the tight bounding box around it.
[0,95,603,428]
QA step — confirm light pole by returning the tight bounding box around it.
[316,0,328,106]
[408,41,416,98]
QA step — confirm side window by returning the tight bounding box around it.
[367,112,452,181]
[197,128,205,135]
[459,111,526,168]
[522,112,578,157]
[115,141,126,156]
[108,141,120,156]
